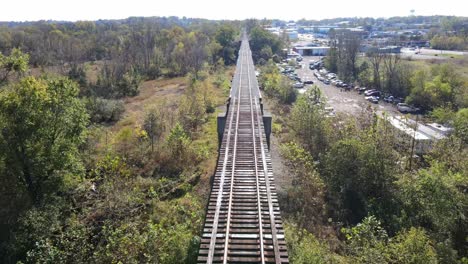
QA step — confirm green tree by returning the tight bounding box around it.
[215,24,238,65]
[290,87,330,157]
[454,108,468,143]
[259,60,296,104]
[389,228,438,264]
[0,76,88,203]
[143,107,165,153]
[397,162,467,257]
[322,118,399,225]
[0,48,29,86]
[285,223,337,264]
[343,216,389,263]
[166,123,191,164]
[343,216,438,263]
[249,26,283,64]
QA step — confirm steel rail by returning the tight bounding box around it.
[246,50,265,264]
[206,53,243,264]
[222,48,244,264]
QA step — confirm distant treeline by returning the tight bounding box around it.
[0,17,242,75]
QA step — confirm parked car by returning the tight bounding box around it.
[293,82,304,88]
[357,87,367,94]
[303,80,314,84]
[364,89,378,96]
[366,91,381,97]
[365,96,379,103]
[397,103,420,113]
[383,95,397,103]
[393,97,404,104]
[323,79,330,85]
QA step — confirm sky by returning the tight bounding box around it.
[1,0,467,22]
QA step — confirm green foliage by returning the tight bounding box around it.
[0,48,29,85]
[322,133,399,225]
[389,228,438,264]
[454,108,468,143]
[328,29,362,82]
[430,106,456,124]
[179,78,216,131]
[397,162,467,256]
[143,107,166,153]
[431,35,467,50]
[289,87,330,156]
[0,76,88,203]
[166,123,191,162]
[249,26,284,64]
[407,64,464,111]
[0,18,241,75]
[94,64,142,98]
[285,223,338,264]
[215,24,239,65]
[343,216,438,264]
[259,60,296,104]
[68,64,87,89]
[84,97,125,123]
[280,143,326,231]
[325,47,338,73]
[343,216,389,263]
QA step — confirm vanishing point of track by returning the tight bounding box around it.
[197,36,289,263]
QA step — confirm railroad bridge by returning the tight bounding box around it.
[197,36,289,263]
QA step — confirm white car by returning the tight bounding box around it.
[397,103,420,113]
[364,89,378,96]
[365,96,379,103]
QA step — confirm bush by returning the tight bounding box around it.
[285,223,337,264]
[84,97,125,123]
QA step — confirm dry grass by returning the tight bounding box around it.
[115,77,187,131]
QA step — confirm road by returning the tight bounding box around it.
[400,47,467,60]
[295,56,408,117]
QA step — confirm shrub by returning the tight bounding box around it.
[84,97,125,123]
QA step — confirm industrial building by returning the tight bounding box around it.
[293,46,330,56]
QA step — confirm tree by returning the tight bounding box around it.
[166,123,191,164]
[289,87,330,157]
[285,223,337,264]
[343,216,389,263]
[0,48,29,86]
[321,118,399,225]
[0,76,88,203]
[343,216,438,263]
[215,24,238,65]
[143,107,165,153]
[249,26,283,64]
[259,60,296,104]
[397,162,467,256]
[328,29,361,82]
[366,48,385,90]
[454,108,468,143]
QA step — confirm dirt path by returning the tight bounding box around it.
[263,101,293,197]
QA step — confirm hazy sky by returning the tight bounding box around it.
[1,0,467,22]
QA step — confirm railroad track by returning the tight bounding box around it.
[197,37,289,264]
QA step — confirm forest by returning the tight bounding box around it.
[0,17,242,263]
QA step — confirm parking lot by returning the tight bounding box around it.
[293,56,413,118]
